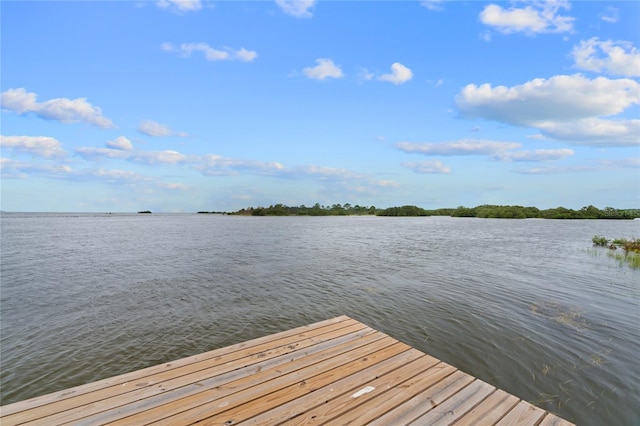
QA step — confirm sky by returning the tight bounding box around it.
[1,0,639,213]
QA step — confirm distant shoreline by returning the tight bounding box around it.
[199,204,640,220]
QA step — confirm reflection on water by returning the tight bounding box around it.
[1,213,638,424]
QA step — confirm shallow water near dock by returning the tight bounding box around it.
[1,213,638,424]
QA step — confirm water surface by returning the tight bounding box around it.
[1,213,638,424]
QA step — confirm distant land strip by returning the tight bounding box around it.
[196,204,640,219]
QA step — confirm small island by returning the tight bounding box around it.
[137,210,152,214]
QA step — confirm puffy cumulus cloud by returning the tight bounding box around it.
[156,0,202,14]
[397,139,521,156]
[0,88,114,128]
[479,1,574,35]
[456,74,640,145]
[105,136,134,151]
[572,38,640,77]
[0,135,66,158]
[402,160,451,174]
[457,75,639,124]
[162,42,257,62]
[275,0,316,18]
[138,120,187,137]
[303,58,344,80]
[378,63,413,85]
[495,148,574,162]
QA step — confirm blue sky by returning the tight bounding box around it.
[1,0,639,212]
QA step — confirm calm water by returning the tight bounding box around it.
[1,213,638,424]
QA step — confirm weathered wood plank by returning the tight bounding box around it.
[496,400,546,426]
[0,316,575,426]
[279,354,441,426]
[454,388,520,426]
[2,317,360,425]
[324,362,457,425]
[0,315,354,419]
[100,327,385,425]
[538,413,576,426]
[409,379,496,426]
[243,350,435,425]
[368,370,475,425]
[166,340,411,425]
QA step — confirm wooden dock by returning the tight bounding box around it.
[0,315,574,425]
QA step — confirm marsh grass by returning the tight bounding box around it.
[591,236,640,269]
[606,250,640,269]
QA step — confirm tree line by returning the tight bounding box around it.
[204,204,639,219]
[227,203,377,216]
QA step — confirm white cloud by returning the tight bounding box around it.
[162,42,257,62]
[480,1,575,35]
[132,150,188,164]
[76,146,190,164]
[598,157,640,169]
[537,118,640,147]
[0,88,114,128]
[138,120,187,137]
[495,148,574,162]
[457,75,639,124]
[397,140,521,156]
[572,38,640,77]
[378,62,413,85]
[455,74,640,145]
[357,67,375,82]
[235,48,258,62]
[275,0,316,18]
[397,140,578,163]
[402,160,451,174]
[75,147,132,161]
[303,58,344,80]
[421,0,446,11]
[105,136,134,151]
[156,0,202,14]
[158,182,191,191]
[600,6,619,23]
[515,158,640,174]
[0,135,67,158]
[0,157,73,179]
[88,168,152,183]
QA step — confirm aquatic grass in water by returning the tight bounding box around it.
[591,236,640,269]
[607,250,640,269]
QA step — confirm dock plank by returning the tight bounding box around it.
[0,315,575,426]
[454,388,520,425]
[0,315,356,421]
[64,326,383,425]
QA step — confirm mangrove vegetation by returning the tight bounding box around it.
[211,204,639,219]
